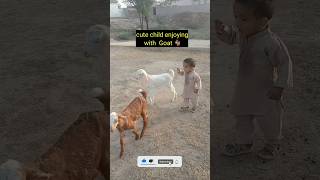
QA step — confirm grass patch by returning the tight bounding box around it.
[114,29,136,40]
[110,29,136,41]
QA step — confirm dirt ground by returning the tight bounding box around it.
[212,0,320,180]
[110,46,210,180]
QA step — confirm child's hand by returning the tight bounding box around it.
[177,68,182,74]
[267,87,283,100]
[215,19,227,35]
[194,89,199,94]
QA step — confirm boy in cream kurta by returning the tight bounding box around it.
[177,58,202,113]
[215,0,293,160]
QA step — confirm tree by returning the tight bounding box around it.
[124,0,154,30]
[158,0,177,6]
[141,0,153,30]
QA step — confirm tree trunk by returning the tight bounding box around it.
[145,15,149,30]
[138,13,142,30]
[141,15,144,30]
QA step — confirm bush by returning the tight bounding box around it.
[117,30,135,40]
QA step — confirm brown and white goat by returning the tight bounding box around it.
[110,89,148,159]
[0,111,108,180]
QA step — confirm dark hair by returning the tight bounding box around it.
[183,58,196,67]
[235,0,274,19]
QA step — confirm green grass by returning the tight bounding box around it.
[114,30,136,40]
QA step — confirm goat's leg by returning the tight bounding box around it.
[169,82,177,102]
[99,141,108,178]
[140,112,148,139]
[119,132,125,158]
[132,125,140,140]
[149,89,155,105]
[149,96,155,105]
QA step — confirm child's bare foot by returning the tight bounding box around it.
[179,106,189,112]
[190,107,196,113]
[257,144,280,160]
[222,144,253,157]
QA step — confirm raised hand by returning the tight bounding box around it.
[215,19,227,35]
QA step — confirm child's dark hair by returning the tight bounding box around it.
[183,58,196,67]
[235,0,274,19]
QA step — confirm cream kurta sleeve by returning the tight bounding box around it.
[268,36,293,88]
[216,25,239,45]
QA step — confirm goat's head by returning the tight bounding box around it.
[110,112,119,132]
[110,112,129,132]
[84,24,109,58]
[0,159,26,180]
[90,87,108,110]
[135,69,148,81]
[0,159,52,180]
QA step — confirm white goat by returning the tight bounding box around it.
[135,69,177,104]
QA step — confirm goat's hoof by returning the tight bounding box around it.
[135,136,140,140]
[120,154,124,159]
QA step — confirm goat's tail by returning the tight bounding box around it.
[138,89,147,99]
[168,69,175,79]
